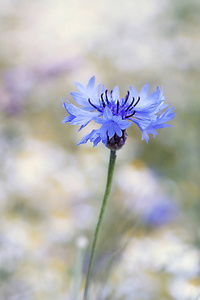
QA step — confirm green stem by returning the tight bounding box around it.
[83,150,117,300]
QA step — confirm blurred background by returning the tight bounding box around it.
[0,0,200,299]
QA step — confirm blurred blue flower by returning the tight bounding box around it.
[62,76,175,149]
[142,198,178,227]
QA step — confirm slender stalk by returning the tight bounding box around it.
[83,150,117,300]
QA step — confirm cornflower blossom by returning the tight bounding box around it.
[62,76,175,150]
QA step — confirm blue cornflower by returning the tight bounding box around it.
[62,76,175,150]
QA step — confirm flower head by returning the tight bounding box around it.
[62,76,175,149]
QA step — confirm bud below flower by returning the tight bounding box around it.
[107,130,127,150]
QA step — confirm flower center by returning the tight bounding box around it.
[88,90,140,119]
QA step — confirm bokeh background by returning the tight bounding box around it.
[1,0,200,299]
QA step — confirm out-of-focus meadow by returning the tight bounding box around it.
[0,0,200,299]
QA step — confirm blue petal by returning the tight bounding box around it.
[63,102,99,127]
[62,115,75,123]
[71,77,101,108]
[93,136,102,147]
[74,81,86,94]
[103,106,113,120]
[115,125,122,137]
[131,114,151,130]
[87,76,95,89]
[139,83,149,99]
[129,86,139,99]
[107,123,115,138]
[77,131,95,145]
[112,86,120,101]
[141,130,150,143]
[77,128,107,147]
[101,84,106,94]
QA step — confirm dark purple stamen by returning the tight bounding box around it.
[88,98,101,112]
[125,111,136,118]
[134,96,140,107]
[125,97,135,112]
[101,93,106,107]
[110,90,113,98]
[124,91,130,105]
[117,100,119,114]
[105,90,109,104]
[88,98,97,109]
